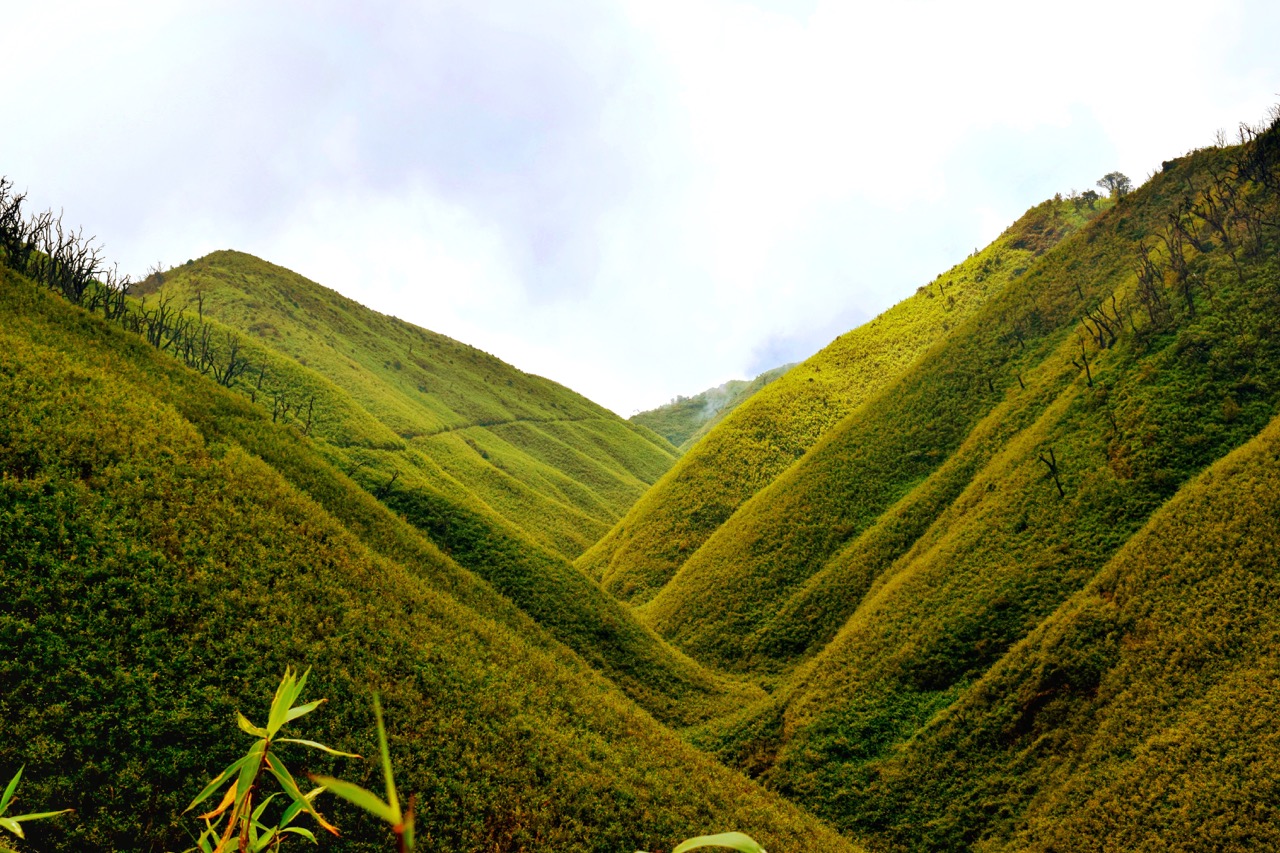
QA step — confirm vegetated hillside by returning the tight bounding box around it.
[579,196,1101,605]
[631,363,794,450]
[679,116,1280,850]
[139,251,676,561]
[126,252,754,728]
[0,261,858,853]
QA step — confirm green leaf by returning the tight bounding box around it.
[280,826,318,844]
[275,738,360,758]
[264,755,337,836]
[7,809,72,823]
[672,832,767,853]
[239,742,266,801]
[308,776,396,825]
[186,754,252,813]
[0,766,21,816]
[284,699,325,724]
[267,669,297,737]
[0,816,23,838]
[372,694,400,820]
[250,793,278,823]
[236,712,268,739]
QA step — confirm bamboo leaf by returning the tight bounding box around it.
[372,694,400,820]
[250,793,278,823]
[264,755,338,836]
[0,766,21,815]
[236,712,268,739]
[6,809,72,823]
[0,816,22,838]
[234,743,266,810]
[672,832,767,853]
[186,754,251,813]
[275,738,359,758]
[281,826,318,844]
[278,787,323,829]
[284,699,325,724]
[267,669,296,737]
[308,776,397,825]
[196,784,237,821]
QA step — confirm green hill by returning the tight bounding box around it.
[138,250,676,560]
[631,364,794,450]
[0,256,857,853]
[671,118,1280,850]
[579,194,1101,605]
[120,252,757,729]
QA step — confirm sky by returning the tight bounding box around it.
[2,1,1278,414]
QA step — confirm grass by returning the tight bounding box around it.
[678,126,1280,850]
[0,261,859,853]
[579,198,1103,606]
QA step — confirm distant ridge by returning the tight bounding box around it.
[631,363,794,450]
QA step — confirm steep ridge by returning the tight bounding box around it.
[578,198,1097,604]
[142,251,676,559]
[631,363,794,450]
[0,264,856,853]
[686,123,1280,849]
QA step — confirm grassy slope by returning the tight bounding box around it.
[631,363,795,450]
[791,405,1280,853]
[0,265,856,853]
[687,131,1280,849]
[578,199,1094,605]
[128,253,757,728]
[143,251,677,559]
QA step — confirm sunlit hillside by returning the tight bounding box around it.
[669,117,1280,850]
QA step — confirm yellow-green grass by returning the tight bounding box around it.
[689,136,1280,848]
[121,253,766,725]
[0,264,857,853]
[579,198,1100,605]
[637,198,1130,669]
[145,251,677,560]
[774,401,1280,852]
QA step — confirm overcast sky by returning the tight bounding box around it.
[4,1,1278,414]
